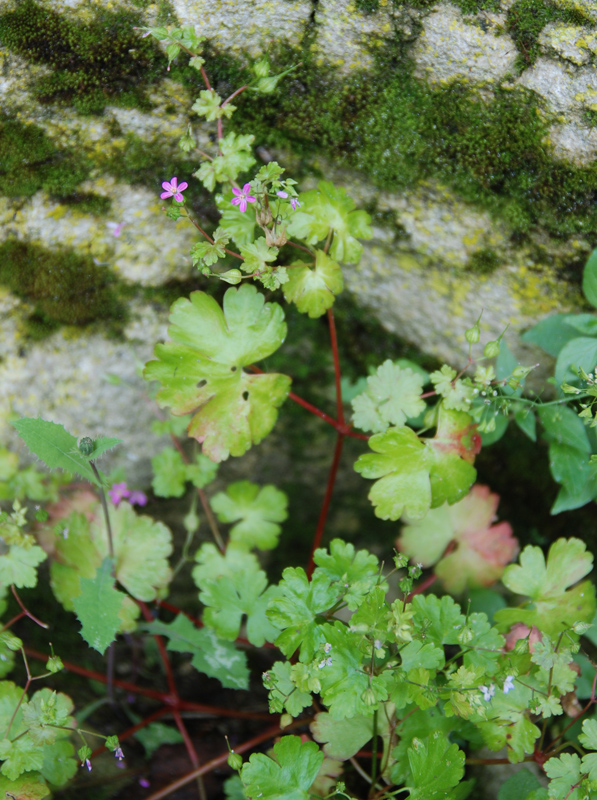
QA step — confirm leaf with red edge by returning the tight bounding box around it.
[398,485,519,593]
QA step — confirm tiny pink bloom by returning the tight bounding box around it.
[276,190,288,198]
[114,746,125,760]
[161,177,188,202]
[231,183,256,213]
[141,30,152,37]
[139,778,151,788]
[84,758,92,771]
[108,482,130,506]
[128,490,148,507]
[107,221,124,237]
[290,198,301,211]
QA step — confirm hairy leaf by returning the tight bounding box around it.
[11,418,98,484]
[73,558,124,654]
[241,736,324,800]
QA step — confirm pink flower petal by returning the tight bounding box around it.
[173,192,183,202]
[241,183,252,193]
[177,181,188,192]
[231,187,242,197]
[239,199,248,212]
[276,191,288,198]
[246,195,256,204]
[170,177,178,189]
[160,191,172,199]
[231,197,242,206]
[162,181,172,191]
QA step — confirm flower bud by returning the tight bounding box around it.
[227,752,243,771]
[78,437,95,457]
[465,324,480,344]
[484,340,500,358]
[219,269,243,285]
[279,713,293,729]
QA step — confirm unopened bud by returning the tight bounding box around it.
[457,626,474,645]
[227,752,243,771]
[279,713,293,729]
[484,340,500,358]
[78,437,95,456]
[219,269,243,285]
[361,687,377,707]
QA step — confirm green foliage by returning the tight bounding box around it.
[73,557,126,654]
[145,614,250,689]
[351,360,426,433]
[283,251,344,319]
[144,284,291,462]
[11,419,99,485]
[405,731,465,799]
[151,447,218,497]
[241,736,324,800]
[210,481,288,551]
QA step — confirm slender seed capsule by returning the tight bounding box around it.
[484,340,500,358]
[465,324,480,344]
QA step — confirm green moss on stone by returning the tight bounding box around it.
[507,0,593,69]
[0,0,164,114]
[0,117,95,202]
[466,247,501,274]
[0,240,124,329]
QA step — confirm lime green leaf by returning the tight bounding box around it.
[412,594,466,646]
[10,418,98,484]
[311,712,373,760]
[144,285,291,462]
[555,337,597,387]
[286,181,372,264]
[200,568,280,647]
[283,251,343,318]
[21,689,74,747]
[151,447,188,497]
[210,481,287,551]
[400,640,445,671]
[582,248,597,309]
[224,775,247,800]
[430,366,474,412]
[544,753,584,800]
[39,739,76,787]
[579,718,597,751]
[186,452,219,489]
[399,485,518,593]
[263,661,313,716]
[191,89,234,121]
[313,539,384,611]
[191,228,230,268]
[192,541,260,587]
[73,558,124,654]
[496,538,595,635]
[0,545,46,588]
[239,238,278,273]
[405,732,465,799]
[267,568,338,661]
[351,360,426,433]
[145,614,249,689]
[241,736,324,800]
[0,773,49,799]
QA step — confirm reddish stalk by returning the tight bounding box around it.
[222,85,248,107]
[143,719,308,800]
[139,601,178,698]
[186,214,243,261]
[307,432,345,578]
[11,585,48,629]
[327,308,344,425]
[406,573,438,602]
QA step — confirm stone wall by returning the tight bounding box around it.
[0,0,596,477]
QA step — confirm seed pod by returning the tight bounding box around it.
[465,324,480,344]
[220,269,243,285]
[227,752,243,771]
[484,340,500,358]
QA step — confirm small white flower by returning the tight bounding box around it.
[317,656,333,669]
[479,684,495,702]
[323,642,332,654]
[503,675,515,694]
[374,639,383,650]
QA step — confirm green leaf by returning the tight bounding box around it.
[430,366,475,412]
[282,251,344,318]
[40,738,77,787]
[400,640,445,671]
[133,721,183,757]
[522,314,582,358]
[145,614,249,689]
[351,360,426,433]
[0,545,46,588]
[263,661,313,716]
[191,89,234,121]
[85,436,122,460]
[311,712,373,760]
[224,775,247,800]
[555,337,597,386]
[538,406,590,453]
[22,689,74,746]
[514,407,536,441]
[190,228,230,268]
[497,769,543,800]
[496,538,595,635]
[411,594,466,646]
[216,192,257,246]
[239,238,278,274]
[267,568,338,661]
[10,418,99,484]
[544,753,584,800]
[0,773,49,799]
[241,736,324,800]
[144,285,291,462]
[151,447,188,497]
[286,181,372,264]
[582,248,597,308]
[405,731,465,799]
[200,568,280,647]
[186,452,219,489]
[313,539,384,611]
[73,558,125,654]
[210,481,287,551]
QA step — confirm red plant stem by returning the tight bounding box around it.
[23,648,269,719]
[406,573,438,602]
[1,610,26,631]
[143,720,307,800]
[186,214,243,261]
[11,586,48,629]
[91,706,171,759]
[222,85,248,107]
[287,241,314,256]
[199,66,211,91]
[139,602,178,698]
[307,432,345,578]
[327,307,344,425]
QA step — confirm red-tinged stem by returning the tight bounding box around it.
[186,214,244,261]
[247,365,368,441]
[222,85,248,107]
[287,241,314,256]
[200,66,211,91]
[10,586,48,629]
[327,307,344,425]
[1,610,26,631]
[172,707,207,800]
[420,390,437,399]
[217,118,223,143]
[546,668,597,751]
[139,602,178,698]
[143,720,308,800]
[307,432,345,578]
[91,706,171,758]
[406,573,438,602]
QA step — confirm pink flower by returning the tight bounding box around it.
[290,198,301,211]
[107,222,124,237]
[84,758,92,771]
[114,746,124,761]
[231,183,256,213]
[276,190,288,198]
[128,490,148,507]
[139,778,150,788]
[108,482,130,506]
[161,177,188,202]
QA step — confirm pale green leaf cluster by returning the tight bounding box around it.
[351,360,426,433]
[210,480,288,551]
[151,447,218,497]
